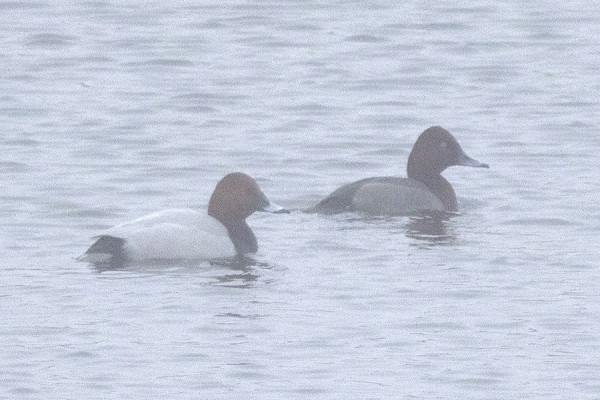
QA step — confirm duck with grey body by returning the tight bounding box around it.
[309,126,489,216]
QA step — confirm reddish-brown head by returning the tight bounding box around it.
[407,126,488,179]
[208,172,289,225]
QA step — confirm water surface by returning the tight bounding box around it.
[1,1,600,399]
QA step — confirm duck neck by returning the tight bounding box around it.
[225,220,258,255]
[208,208,258,255]
[408,169,457,212]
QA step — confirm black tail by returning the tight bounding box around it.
[81,235,127,268]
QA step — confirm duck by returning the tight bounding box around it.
[309,126,489,215]
[79,172,289,265]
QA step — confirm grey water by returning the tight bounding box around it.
[2,1,600,399]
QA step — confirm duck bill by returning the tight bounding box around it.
[261,201,290,214]
[458,152,489,168]
[258,191,290,213]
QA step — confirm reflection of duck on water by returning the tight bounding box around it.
[405,212,457,247]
